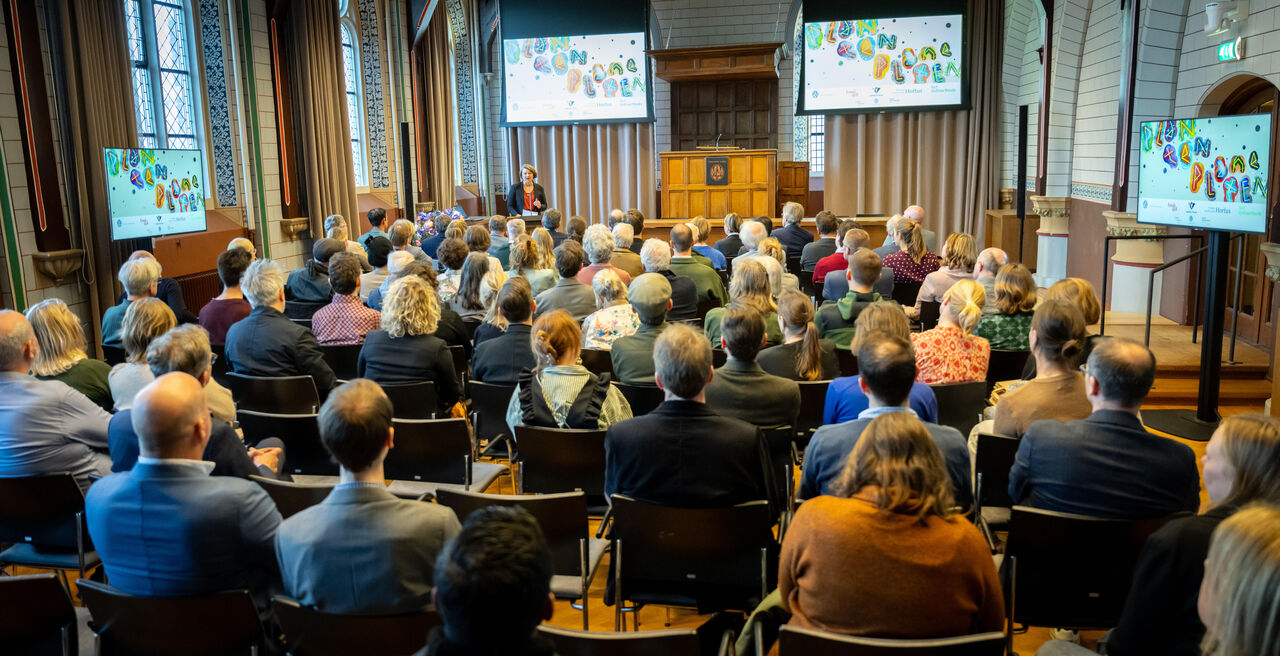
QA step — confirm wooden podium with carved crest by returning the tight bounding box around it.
[659,149,777,219]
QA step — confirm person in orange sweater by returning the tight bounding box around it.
[779,411,1004,639]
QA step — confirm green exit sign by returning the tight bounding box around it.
[1219,38,1244,61]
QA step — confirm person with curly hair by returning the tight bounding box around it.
[357,276,460,415]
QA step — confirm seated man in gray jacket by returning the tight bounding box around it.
[275,379,461,614]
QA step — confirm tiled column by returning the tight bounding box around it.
[1103,211,1167,315]
[1029,196,1069,288]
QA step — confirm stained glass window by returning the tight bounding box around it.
[126,0,200,151]
[341,22,367,187]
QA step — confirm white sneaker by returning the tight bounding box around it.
[1049,628,1081,644]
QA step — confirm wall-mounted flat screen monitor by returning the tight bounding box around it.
[104,147,206,241]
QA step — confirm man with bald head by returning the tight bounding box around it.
[901,205,938,252]
[973,247,1009,313]
[1009,338,1200,519]
[0,310,112,490]
[112,250,198,325]
[87,372,282,602]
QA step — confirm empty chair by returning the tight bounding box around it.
[834,348,858,377]
[614,382,664,416]
[319,343,363,381]
[777,626,1006,656]
[928,381,987,438]
[0,573,79,656]
[380,381,439,419]
[579,348,615,377]
[273,596,439,656]
[437,489,607,629]
[918,301,942,331]
[226,372,320,414]
[0,474,100,589]
[250,476,335,520]
[538,625,703,656]
[985,350,1031,393]
[468,380,517,458]
[78,579,266,656]
[382,417,507,498]
[973,433,1021,550]
[236,410,336,478]
[889,282,922,308]
[513,425,606,499]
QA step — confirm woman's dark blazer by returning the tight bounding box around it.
[506,182,547,215]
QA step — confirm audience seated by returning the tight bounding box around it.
[873,215,903,259]
[973,247,1009,314]
[821,229,896,302]
[714,212,744,260]
[358,236,393,303]
[358,276,460,416]
[324,214,372,272]
[773,201,813,260]
[705,306,800,429]
[436,238,468,302]
[276,379,460,614]
[101,255,162,349]
[425,506,556,655]
[312,252,381,345]
[228,237,257,259]
[689,215,728,270]
[704,259,783,347]
[800,211,839,271]
[912,280,990,384]
[802,332,971,506]
[508,233,557,297]
[992,300,1092,438]
[506,310,631,432]
[26,298,113,412]
[109,325,282,479]
[901,205,939,251]
[623,209,646,254]
[758,291,838,381]
[285,239,343,320]
[367,251,415,311]
[0,310,111,490]
[817,249,889,349]
[757,237,801,294]
[566,216,588,244]
[882,219,940,283]
[975,262,1037,350]
[533,241,596,323]
[815,220,860,282]
[449,252,495,321]
[1024,277,1104,379]
[464,224,504,274]
[605,323,776,508]
[488,215,510,268]
[668,224,728,307]
[113,251,198,324]
[389,218,433,266]
[581,269,640,350]
[404,263,473,357]
[823,302,939,425]
[1194,505,1280,656]
[909,232,976,320]
[357,207,389,250]
[782,412,1000,641]
[610,223,645,278]
[418,214,451,262]
[200,248,254,347]
[108,298,177,411]
[639,238,698,321]
[87,373,281,605]
[610,273,672,383]
[225,259,338,395]
[576,224,632,286]
[542,209,569,246]
[736,219,768,258]
[472,278,537,385]
[1009,338,1200,518]
[532,228,557,269]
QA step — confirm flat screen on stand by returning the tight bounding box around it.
[103,147,207,240]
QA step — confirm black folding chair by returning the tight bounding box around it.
[795,381,829,441]
[468,380,517,459]
[918,301,942,330]
[928,381,987,437]
[319,343,362,381]
[0,573,79,656]
[236,410,336,478]
[973,432,1021,551]
[210,344,230,387]
[799,271,817,298]
[696,298,722,321]
[0,474,100,593]
[813,280,824,303]
[383,418,507,498]
[513,426,607,501]
[580,348,615,377]
[539,625,705,656]
[250,476,335,520]
[890,281,922,308]
[79,579,266,656]
[786,256,803,278]
[711,348,728,368]
[986,350,1032,394]
[447,345,469,393]
[777,626,1006,655]
[272,596,439,656]
[461,318,482,341]
[437,490,607,629]
[226,372,320,414]
[834,348,858,377]
[379,381,439,419]
[615,382,664,416]
[100,345,127,366]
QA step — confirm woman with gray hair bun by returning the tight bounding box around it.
[580,269,639,350]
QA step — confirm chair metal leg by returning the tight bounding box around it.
[1007,556,1017,656]
[614,539,623,631]
[61,625,70,656]
[93,633,101,656]
[579,538,589,630]
[464,455,473,491]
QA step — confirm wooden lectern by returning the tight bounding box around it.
[660,149,776,218]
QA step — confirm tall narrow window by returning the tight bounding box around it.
[125,0,200,150]
[809,115,825,175]
[341,24,367,187]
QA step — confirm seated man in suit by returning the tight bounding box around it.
[225,258,338,396]
[800,210,839,271]
[276,379,460,614]
[715,212,744,260]
[102,256,162,349]
[490,216,520,270]
[773,201,813,261]
[610,273,673,385]
[542,208,570,246]
[605,324,776,508]
[639,239,698,321]
[610,223,645,279]
[533,240,597,323]
[801,332,972,507]
[705,306,800,429]
[818,249,894,349]
[112,251,198,324]
[417,214,450,262]
[87,372,282,602]
[821,228,894,302]
[1009,338,1200,518]
[284,238,343,320]
[426,506,556,655]
[108,324,283,479]
[668,224,728,308]
[472,277,538,385]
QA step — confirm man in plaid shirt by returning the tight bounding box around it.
[312,252,382,345]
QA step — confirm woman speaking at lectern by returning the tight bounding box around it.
[507,164,547,216]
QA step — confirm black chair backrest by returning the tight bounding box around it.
[226,372,320,414]
[461,318,482,341]
[799,271,817,298]
[236,410,336,476]
[447,345,468,387]
[835,348,858,377]
[974,433,1020,510]
[0,573,77,652]
[795,381,829,437]
[986,350,1031,390]
[319,343,362,381]
[611,495,775,612]
[0,474,88,550]
[538,625,701,656]
[380,381,438,419]
[777,626,1006,655]
[711,348,728,368]
[813,280,825,303]
[928,381,987,437]
[696,298,721,321]
[468,380,517,444]
[101,345,127,366]
[615,382,664,416]
[919,301,942,330]
[250,476,334,520]
[273,596,439,656]
[436,489,589,576]
[761,425,795,499]
[383,418,472,485]
[78,579,265,656]
[890,281,922,307]
[514,426,606,496]
[579,348,615,377]
[210,344,230,387]
[786,256,803,277]
[1005,506,1172,629]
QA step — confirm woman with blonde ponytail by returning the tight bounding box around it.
[910,279,990,384]
[759,291,839,380]
[882,218,940,283]
[991,299,1092,437]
